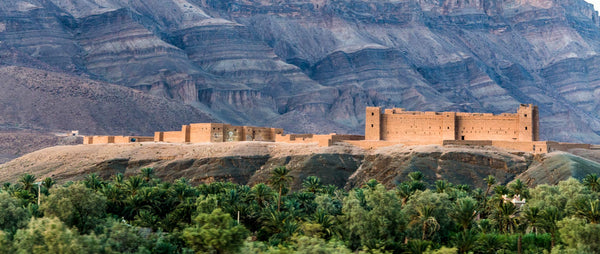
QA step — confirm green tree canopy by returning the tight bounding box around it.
[183,208,249,254]
[41,183,107,234]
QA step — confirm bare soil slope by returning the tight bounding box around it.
[0,66,213,136]
[3,142,599,188]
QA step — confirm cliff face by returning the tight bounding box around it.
[1,143,599,189]
[1,0,600,142]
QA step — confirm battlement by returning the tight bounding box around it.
[82,105,588,154]
[366,104,539,142]
[85,123,363,147]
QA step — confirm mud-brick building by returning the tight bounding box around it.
[359,104,589,153]
[365,104,539,142]
[154,123,283,143]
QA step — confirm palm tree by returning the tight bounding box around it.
[2,182,10,192]
[583,174,600,192]
[268,166,293,211]
[364,179,379,190]
[484,175,496,197]
[84,173,103,191]
[482,176,496,212]
[452,230,477,254]
[102,184,125,215]
[125,175,145,196]
[508,179,529,199]
[410,205,440,240]
[451,197,478,232]
[112,173,124,186]
[490,202,519,233]
[573,198,600,224]
[312,209,338,239]
[406,239,432,254]
[490,185,510,208]
[521,206,541,234]
[301,176,322,194]
[140,167,155,182]
[41,177,55,190]
[539,206,562,249]
[476,234,506,254]
[409,171,425,182]
[397,182,414,205]
[435,180,450,193]
[18,173,36,192]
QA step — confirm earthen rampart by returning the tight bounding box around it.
[82,105,591,154]
[367,104,539,143]
[83,136,153,145]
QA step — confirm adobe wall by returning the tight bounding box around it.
[343,140,408,150]
[546,142,591,152]
[455,114,519,141]
[275,134,365,147]
[84,135,154,144]
[155,123,285,144]
[189,123,219,143]
[242,126,283,141]
[93,136,114,144]
[366,104,539,143]
[161,131,185,143]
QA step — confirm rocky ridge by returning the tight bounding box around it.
[2,142,599,189]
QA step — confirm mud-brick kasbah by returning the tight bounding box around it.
[83,104,594,154]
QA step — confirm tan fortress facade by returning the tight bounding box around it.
[84,123,363,147]
[154,123,284,143]
[365,104,539,143]
[352,104,589,154]
[83,105,592,154]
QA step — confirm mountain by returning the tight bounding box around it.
[1,0,600,142]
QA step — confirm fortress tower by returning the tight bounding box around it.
[517,104,539,141]
[365,107,381,140]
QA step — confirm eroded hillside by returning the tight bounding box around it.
[2,142,599,188]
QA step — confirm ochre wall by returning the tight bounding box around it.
[276,134,365,147]
[365,107,381,140]
[455,115,518,141]
[189,123,214,143]
[370,104,539,143]
[162,130,185,143]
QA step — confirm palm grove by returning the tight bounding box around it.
[1,166,600,253]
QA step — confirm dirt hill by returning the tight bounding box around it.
[2,142,599,189]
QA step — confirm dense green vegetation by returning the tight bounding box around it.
[1,168,600,253]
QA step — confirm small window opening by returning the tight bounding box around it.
[461,136,465,140]
[371,124,374,127]
[524,114,527,117]
[371,112,374,116]
[525,127,528,130]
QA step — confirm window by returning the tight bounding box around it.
[461,136,465,140]
[525,127,528,130]
[524,114,527,117]
[371,112,374,116]
[371,124,374,127]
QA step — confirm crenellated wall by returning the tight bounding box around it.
[366,104,540,143]
[82,105,590,153]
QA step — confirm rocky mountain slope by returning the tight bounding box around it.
[1,0,600,142]
[0,66,213,160]
[2,142,599,189]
